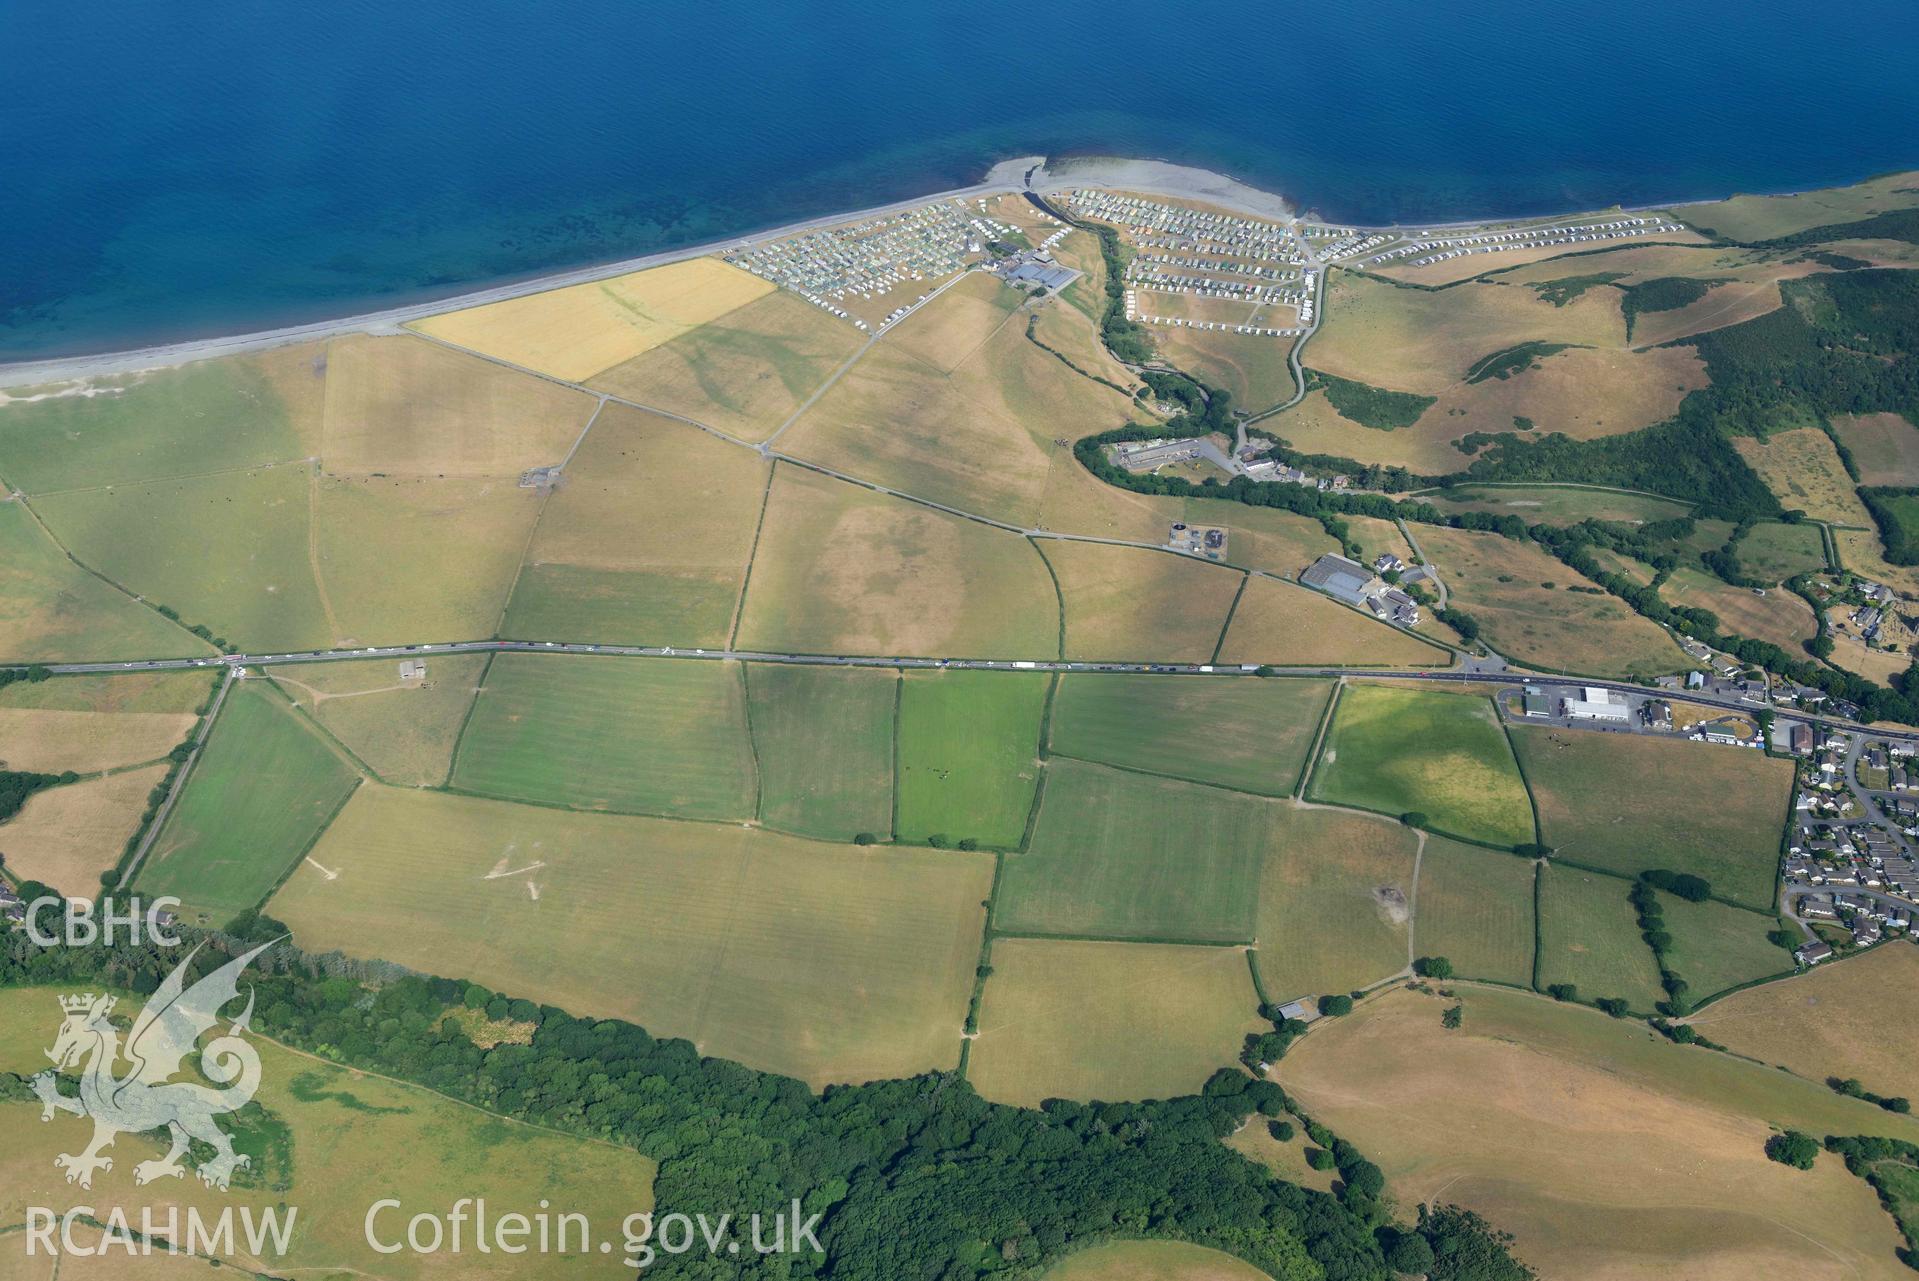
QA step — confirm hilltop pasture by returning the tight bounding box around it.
[895,668,1046,848]
[137,681,360,926]
[1835,412,1919,488]
[733,463,1060,659]
[1041,540,1243,663]
[1279,983,1916,1281]
[1251,806,1420,1000]
[267,652,488,787]
[966,938,1262,1108]
[450,654,757,821]
[1309,684,1534,846]
[1216,575,1449,668]
[1047,671,1331,795]
[745,661,895,840]
[1411,838,1538,987]
[996,758,1275,944]
[271,786,993,1088]
[1510,726,1792,909]
[1535,864,1665,1011]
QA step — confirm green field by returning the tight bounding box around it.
[1420,484,1692,527]
[33,464,333,652]
[1510,726,1792,909]
[745,661,895,840]
[1308,684,1535,846]
[1046,673,1331,796]
[966,938,1263,1107]
[450,654,757,820]
[1661,893,1794,1000]
[895,668,1048,847]
[1412,838,1538,987]
[270,785,993,1088]
[1733,520,1831,582]
[1251,806,1420,1000]
[137,681,360,925]
[0,348,317,494]
[1042,1239,1274,1281]
[995,758,1276,943]
[1535,865,1666,1011]
[0,502,213,663]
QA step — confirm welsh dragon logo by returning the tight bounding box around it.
[30,940,277,1191]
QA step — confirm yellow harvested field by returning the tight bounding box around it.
[1674,171,1919,241]
[1734,427,1875,525]
[1307,273,1625,395]
[0,707,193,773]
[269,653,488,787]
[1044,1240,1274,1281]
[1691,944,1919,1100]
[312,472,540,645]
[1218,574,1450,668]
[1433,344,1708,441]
[1835,412,1919,488]
[1659,568,1818,649]
[273,785,994,1089]
[411,257,775,381]
[0,764,165,899]
[1040,541,1243,663]
[1414,524,1687,678]
[319,333,596,476]
[587,288,866,442]
[1280,983,1918,1281]
[734,463,1060,659]
[967,938,1262,1107]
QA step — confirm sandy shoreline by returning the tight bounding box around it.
[0,151,1873,387]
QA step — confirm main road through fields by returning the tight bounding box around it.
[38,637,1909,746]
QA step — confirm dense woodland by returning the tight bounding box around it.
[0,922,1532,1279]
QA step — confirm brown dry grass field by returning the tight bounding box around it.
[1733,427,1874,526]
[1251,805,1419,1001]
[1836,528,1919,598]
[733,463,1060,659]
[966,938,1262,1107]
[1690,944,1919,1098]
[1307,272,1625,396]
[1150,327,1301,413]
[1042,1240,1274,1281]
[1217,574,1450,668]
[1278,983,1919,1281]
[1427,343,1707,441]
[1039,541,1242,662]
[311,472,540,645]
[587,288,867,442]
[0,707,193,773]
[1412,524,1686,678]
[1835,412,1919,488]
[0,763,166,899]
[1030,290,1144,393]
[885,271,1024,372]
[319,333,597,477]
[269,653,489,787]
[504,402,771,647]
[272,785,993,1089]
[1659,567,1818,649]
[782,281,1142,528]
[1260,387,1479,475]
[1674,171,1919,241]
[410,256,775,381]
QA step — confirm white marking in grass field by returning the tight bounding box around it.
[485,860,547,881]
[303,857,339,881]
[526,881,542,902]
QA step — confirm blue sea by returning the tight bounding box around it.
[4,0,1916,360]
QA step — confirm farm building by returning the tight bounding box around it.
[1562,688,1628,722]
[1301,554,1377,606]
